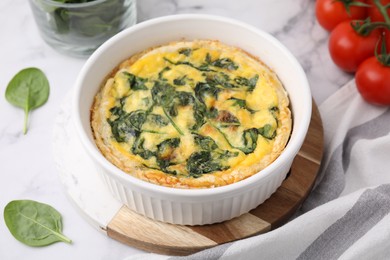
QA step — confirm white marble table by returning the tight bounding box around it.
[0,0,352,259]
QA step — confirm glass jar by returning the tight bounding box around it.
[29,0,137,58]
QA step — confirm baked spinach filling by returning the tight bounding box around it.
[106,48,277,177]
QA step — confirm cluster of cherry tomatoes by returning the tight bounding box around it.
[316,0,390,105]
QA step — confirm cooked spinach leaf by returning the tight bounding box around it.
[206,106,218,119]
[151,81,175,106]
[156,138,181,174]
[205,53,212,64]
[194,82,220,104]
[128,110,148,130]
[258,124,276,140]
[178,48,192,57]
[156,138,180,162]
[109,106,124,118]
[151,81,184,135]
[173,75,187,86]
[234,74,259,91]
[142,97,150,106]
[210,58,238,70]
[108,103,143,142]
[210,124,258,155]
[186,151,228,177]
[158,67,171,81]
[216,150,239,159]
[205,73,237,89]
[228,97,257,113]
[176,91,195,106]
[239,128,259,154]
[270,106,279,114]
[147,114,169,126]
[123,72,148,90]
[193,133,218,151]
[132,136,155,159]
[191,101,207,130]
[269,106,280,126]
[164,57,216,72]
[108,114,139,142]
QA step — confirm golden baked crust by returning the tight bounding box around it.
[91,40,292,188]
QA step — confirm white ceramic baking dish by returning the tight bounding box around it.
[73,14,312,225]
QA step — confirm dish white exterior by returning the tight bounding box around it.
[73,14,312,225]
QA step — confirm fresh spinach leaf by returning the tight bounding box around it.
[53,8,70,34]
[123,72,148,91]
[51,0,128,38]
[5,68,50,135]
[3,200,71,247]
[53,0,95,3]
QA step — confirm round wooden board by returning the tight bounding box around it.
[106,101,324,256]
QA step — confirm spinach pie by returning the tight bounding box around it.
[91,40,292,188]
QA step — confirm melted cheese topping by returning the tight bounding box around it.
[91,40,292,188]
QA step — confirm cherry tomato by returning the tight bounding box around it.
[367,0,390,22]
[356,57,390,105]
[316,0,368,31]
[329,21,382,72]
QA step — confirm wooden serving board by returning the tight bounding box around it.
[105,101,324,256]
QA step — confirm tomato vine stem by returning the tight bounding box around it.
[351,0,390,35]
[373,0,390,24]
